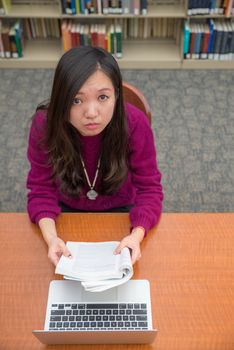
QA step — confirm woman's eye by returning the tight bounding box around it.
[99,95,109,101]
[72,98,82,105]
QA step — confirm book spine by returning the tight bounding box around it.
[230,22,234,59]
[183,20,191,58]
[85,0,92,14]
[61,0,67,14]
[96,0,102,14]
[70,0,76,14]
[220,23,228,59]
[1,27,11,58]
[0,20,4,57]
[75,0,80,14]
[201,25,210,59]
[208,19,214,59]
[133,0,140,15]
[213,23,223,60]
[194,25,202,59]
[189,24,196,59]
[110,24,115,54]
[140,0,147,15]
[80,0,85,14]
[115,23,122,58]
[209,0,216,14]
[187,0,193,15]
[9,26,18,58]
[14,21,23,57]
[122,0,130,14]
[102,0,109,14]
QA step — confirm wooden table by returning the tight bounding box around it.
[0,213,234,350]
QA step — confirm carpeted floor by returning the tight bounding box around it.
[0,69,234,212]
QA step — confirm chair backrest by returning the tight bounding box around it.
[122,81,152,124]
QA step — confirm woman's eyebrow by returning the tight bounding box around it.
[77,88,112,95]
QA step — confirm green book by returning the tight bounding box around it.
[115,24,122,58]
[110,24,115,55]
[14,21,23,58]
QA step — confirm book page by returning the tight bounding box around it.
[56,241,125,280]
[55,240,133,292]
[72,241,122,280]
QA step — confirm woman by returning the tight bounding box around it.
[27,46,163,266]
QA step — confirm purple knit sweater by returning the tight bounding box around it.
[27,103,163,233]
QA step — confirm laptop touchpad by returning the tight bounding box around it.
[81,288,118,302]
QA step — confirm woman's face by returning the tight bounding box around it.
[70,69,116,136]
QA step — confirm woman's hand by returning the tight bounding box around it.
[38,217,72,266]
[47,236,72,266]
[114,227,145,265]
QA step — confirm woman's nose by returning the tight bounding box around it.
[84,102,98,119]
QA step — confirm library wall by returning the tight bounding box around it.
[0,0,234,69]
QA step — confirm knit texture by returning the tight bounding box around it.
[27,103,163,232]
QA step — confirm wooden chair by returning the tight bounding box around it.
[122,81,152,124]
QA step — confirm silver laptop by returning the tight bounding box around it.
[33,279,157,344]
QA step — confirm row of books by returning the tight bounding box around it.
[0,20,23,58]
[184,19,234,60]
[61,20,122,57]
[24,18,60,40]
[124,18,180,40]
[187,0,234,16]
[61,0,148,15]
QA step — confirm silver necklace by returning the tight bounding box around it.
[80,157,100,200]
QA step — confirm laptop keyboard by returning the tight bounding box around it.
[49,303,148,331]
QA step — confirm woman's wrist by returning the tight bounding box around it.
[38,218,58,246]
[131,226,145,243]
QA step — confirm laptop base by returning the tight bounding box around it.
[33,329,157,344]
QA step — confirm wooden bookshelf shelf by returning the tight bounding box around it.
[0,38,181,69]
[182,59,234,69]
[0,39,62,68]
[120,39,181,69]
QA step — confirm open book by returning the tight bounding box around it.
[55,241,133,292]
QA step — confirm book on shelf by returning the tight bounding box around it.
[61,20,122,58]
[0,19,23,58]
[60,0,148,15]
[184,19,234,60]
[224,0,234,16]
[55,241,133,292]
[200,23,210,59]
[187,0,234,16]
[23,18,60,40]
[183,20,191,57]
[207,18,214,58]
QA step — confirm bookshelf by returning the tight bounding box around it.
[0,0,234,69]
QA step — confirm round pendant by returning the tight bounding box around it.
[86,189,98,200]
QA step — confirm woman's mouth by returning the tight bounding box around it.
[85,123,99,130]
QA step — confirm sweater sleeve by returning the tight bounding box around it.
[127,105,163,233]
[26,111,61,224]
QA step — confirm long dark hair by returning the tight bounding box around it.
[39,46,129,196]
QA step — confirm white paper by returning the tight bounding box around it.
[55,241,133,292]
